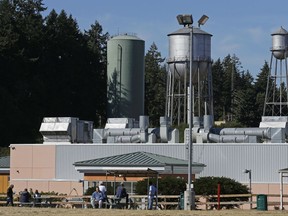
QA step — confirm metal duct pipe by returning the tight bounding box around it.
[193,116,201,127]
[139,116,149,143]
[219,128,271,138]
[106,128,140,136]
[139,116,149,130]
[208,133,250,143]
[203,115,213,131]
[116,135,140,143]
[197,128,209,143]
[104,116,149,143]
[160,116,171,142]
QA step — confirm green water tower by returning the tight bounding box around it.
[107,34,145,119]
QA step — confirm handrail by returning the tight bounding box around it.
[0,193,287,209]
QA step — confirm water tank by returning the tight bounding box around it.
[107,34,145,119]
[271,26,288,59]
[167,27,212,83]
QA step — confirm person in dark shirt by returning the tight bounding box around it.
[6,184,14,206]
[20,188,31,204]
[115,183,129,209]
[116,183,127,199]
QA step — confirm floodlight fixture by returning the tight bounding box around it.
[243,169,252,209]
[177,14,193,27]
[198,15,209,27]
[243,169,251,174]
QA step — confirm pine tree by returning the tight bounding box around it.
[84,21,109,125]
[212,58,225,121]
[254,61,270,117]
[144,43,166,127]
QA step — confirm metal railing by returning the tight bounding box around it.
[0,193,287,210]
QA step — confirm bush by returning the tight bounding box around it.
[135,176,186,195]
[193,176,249,209]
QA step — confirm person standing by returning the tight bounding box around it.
[6,184,14,206]
[148,182,157,210]
[116,183,127,199]
[91,186,103,208]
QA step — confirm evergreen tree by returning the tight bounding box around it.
[254,61,270,118]
[212,58,225,121]
[234,87,257,127]
[144,43,166,127]
[84,21,109,126]
[41,10,85,117]
[0,0,46,145]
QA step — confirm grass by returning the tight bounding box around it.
[0,208,287,216]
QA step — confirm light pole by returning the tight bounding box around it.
[243,169,252,209]
[79,179,85,195]
[176,14,209,210]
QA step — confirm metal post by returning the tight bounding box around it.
[217,183,221,210]
[176,13,208,211]
[187,25,194,210]
[82,180,85,195]
[243,169,252,209]
[79,179,85,195]
[280,172,283,210]
[249,170,252,210]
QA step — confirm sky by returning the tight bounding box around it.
[42,0,288,79]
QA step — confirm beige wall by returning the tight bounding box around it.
[241,183,288,210]
[10,144,84,195]
[11,145,54,194]
[10,145,56,180]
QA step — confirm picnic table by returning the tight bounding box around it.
[32,195,52,207]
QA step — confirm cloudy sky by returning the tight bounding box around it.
[42,0,288,78]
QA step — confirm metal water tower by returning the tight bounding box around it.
[166,15,213,125]
[263,26,288,116]
[107,34,145,119]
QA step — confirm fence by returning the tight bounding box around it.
[0,193,287,210]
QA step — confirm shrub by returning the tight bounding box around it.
[135,176,186,195]
[193,176,249,209]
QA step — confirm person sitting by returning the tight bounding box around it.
[116,183,127,199]
[91,186,103,208]
[115,183,128,209]
[99,181,109,207]
[34,189,42,204]
[20,188,31,205]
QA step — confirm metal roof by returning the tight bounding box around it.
[167,27,212,36]
[271,26,288,35]
[110,34,143,41]
[0,156,10,168]
[73,151,205,168]
[279,168,288,173]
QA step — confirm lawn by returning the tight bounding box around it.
[0,208,287,216]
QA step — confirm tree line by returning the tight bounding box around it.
[0,0,271,147]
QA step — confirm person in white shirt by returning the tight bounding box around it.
[98,181,106,196]
[98,181,109,206]
[148,182,157,210]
